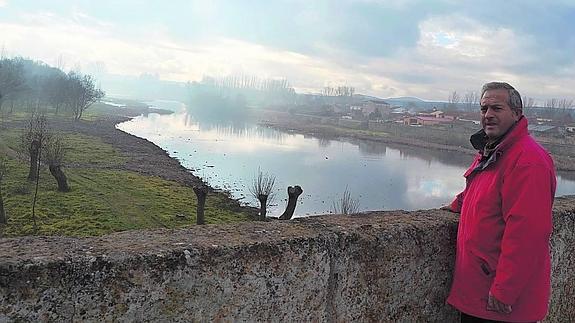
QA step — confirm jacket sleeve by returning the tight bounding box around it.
[449,155,481,213]
[490,163,555,305]
[449,191,465,213]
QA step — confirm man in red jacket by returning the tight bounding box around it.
[444,82,556,322]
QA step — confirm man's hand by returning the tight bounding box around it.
[487,292,512,314]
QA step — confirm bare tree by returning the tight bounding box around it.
[323,85,355,97]
[45,73,69,115]
[522,96,535,109]
[542,98,560,119]
[45,135,70,192]
[0,156,7,224]
[249,168,276,221]
[332,186,360,215]
[558,98,574,110]
[19,114,51,232]
[21,114,49,181]
[473,91,480,106]
[447,90,460,110]
[54,54,66,71]
[193,185,208,225]
[66,72,105,120]
[0,58,25,114]
[278,186,303,220]
[545,98,558,109]
[463,91,478,109]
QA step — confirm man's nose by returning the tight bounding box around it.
[484,108,494,118]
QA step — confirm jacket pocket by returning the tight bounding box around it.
[480,262,491,276]
[471,250,495,278]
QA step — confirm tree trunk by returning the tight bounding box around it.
[49,164,70,192]
[257,194,268,221]
[193,186,208,225]
[279,185,303,220]
[28,140,40,181]
[0,185,6,224]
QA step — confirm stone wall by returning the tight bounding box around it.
[1,197,573,322]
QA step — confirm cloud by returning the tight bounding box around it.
[0,0,7,7]
[0,11,378,94]
[1,2,574,101]
[341,13,575,100]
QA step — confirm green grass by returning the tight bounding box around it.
[59,133,128,167]
[82,102,125,120]
[312,124,391,138]
[0,110,252,237]
[0,160,250,237]
[0,128,22,153]
[0,128,127,167]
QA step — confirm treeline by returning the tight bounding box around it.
[200,75,295,94]
[448,90,574,110]
[188,74,297,118]
[322,86,355,97]
[0,57,104,120]
[447,90,575,121]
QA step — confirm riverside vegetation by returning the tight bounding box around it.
[0,105,254,238]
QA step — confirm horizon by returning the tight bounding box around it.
[1,0,574,102]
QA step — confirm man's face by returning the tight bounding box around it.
[480,89,520,139]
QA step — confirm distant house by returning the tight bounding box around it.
[428,111,445,118]
[348,100,392,119]
[366,99,391,111]
[392,107,407,114]
[404,115,455,126]
[418,110,447,118]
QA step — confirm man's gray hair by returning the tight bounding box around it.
[481,82,523,114]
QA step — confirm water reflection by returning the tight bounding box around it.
[317,137,332,148]
[357,140,388,157]
[118,102,575,217]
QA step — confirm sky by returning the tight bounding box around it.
[1,0,574,101]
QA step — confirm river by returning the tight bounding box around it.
[116,101,575,217]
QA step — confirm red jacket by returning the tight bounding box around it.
[447,117,556,322]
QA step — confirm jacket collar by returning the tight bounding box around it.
[470,116,528,153]
[465,116,528,176]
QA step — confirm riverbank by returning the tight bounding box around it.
[257,110,575,172]
[0,103,257,237]
[260,120,477,155]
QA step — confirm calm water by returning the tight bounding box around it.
[116,101,575,217]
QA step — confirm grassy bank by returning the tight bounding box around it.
[0,108,253,238]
